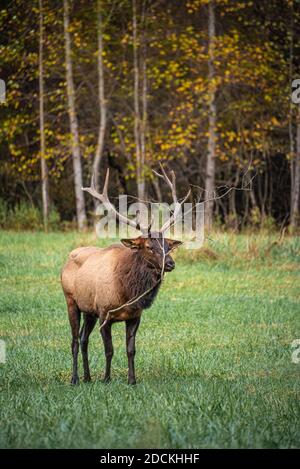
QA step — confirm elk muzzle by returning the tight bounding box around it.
[164,258,175,272]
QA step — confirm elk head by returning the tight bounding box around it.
[120,234,183,273]
[82,163,191,274]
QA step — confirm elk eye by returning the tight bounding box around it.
[146,246,153,252]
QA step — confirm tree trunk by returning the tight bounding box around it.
[140,0,148,199]
[132,0,145,200]
[152,177,162,202]
[229,189,237,230]
[63,0,87,230]
[140,47,147,198]
[289,0,295,211]
[93,0,107,210]
[228,169,239,231]
[242,189,249,228]
[262,154,268,223]
[205,0,217,229]
[248,166,258,209]
[249,188,257,209]
[290,108,300,229]
[39,0,49,230]
[289,1,300,230]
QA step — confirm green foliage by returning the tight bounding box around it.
[0,199,61,231]
[0,199,43,230]
[0,231,299,448]
[249,208,277,232]
[261,215,277,233]
[47,207,61,231]
[9,202,42,231]
[250,207,262,227]
[0,198,8,227]
[0,0,298,226]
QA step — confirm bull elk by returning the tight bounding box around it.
[61,165,190,385]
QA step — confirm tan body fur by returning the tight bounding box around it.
[61,244,143,323]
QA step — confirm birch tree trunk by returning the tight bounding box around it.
[63,0,87,230]
[140,0,147,199]
[290,107,300,229]
[132,0,145,200]
[204,0,216,229]
[289,1,300,230]
[289,2,295,207]
[140,51,147,196]
[93,0,107,210]
[39,0,49,230]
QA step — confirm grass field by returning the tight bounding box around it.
[0,230,299,448]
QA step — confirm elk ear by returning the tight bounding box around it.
[165,238,183,250]
[121,237,143,250]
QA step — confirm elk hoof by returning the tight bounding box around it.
[83,375,91,383]
[128,379,136,385]
[102,376,111,384]
[70,376,79,385]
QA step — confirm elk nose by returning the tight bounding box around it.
[165,259,175,272]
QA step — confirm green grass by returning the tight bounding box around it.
[0,230,299,449]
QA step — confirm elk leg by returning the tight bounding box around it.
[80,314,97,382]
[126,317,140,385]
[100,320,113,383]
[67,298,81,385]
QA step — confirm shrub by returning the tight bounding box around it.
[9,202,42,230]
[48,207,61,231]
[0,199,62,231]
[0,198,8,228]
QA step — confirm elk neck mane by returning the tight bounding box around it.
[118,249,162,310]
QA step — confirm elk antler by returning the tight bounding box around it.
[153,163,191,233]
[82,169,152,234]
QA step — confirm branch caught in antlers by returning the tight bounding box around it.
[82,168,153,235]
[152,162,191,233]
